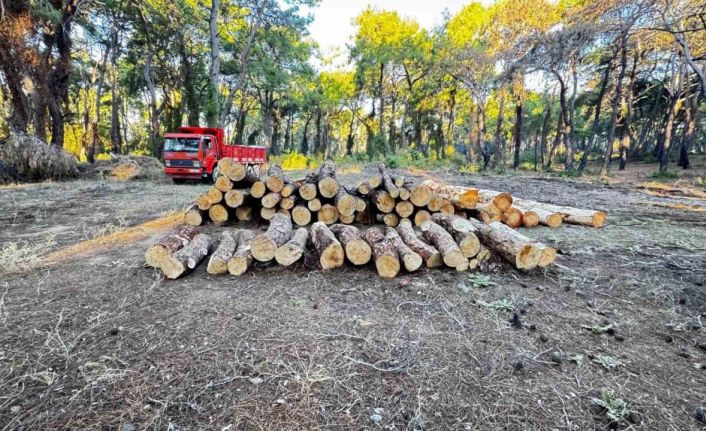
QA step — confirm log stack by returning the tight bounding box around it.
[151,159,607,279]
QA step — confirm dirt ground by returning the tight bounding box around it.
[1,164,705,430]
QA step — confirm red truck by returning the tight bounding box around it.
[162,126,266,183]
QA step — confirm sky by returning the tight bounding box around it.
[306,0,491,67]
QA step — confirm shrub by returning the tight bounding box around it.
[648,170,679,180]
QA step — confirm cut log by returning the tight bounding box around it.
[420,180,479,209]
[355,210,370,224]
[532,241,557,268]
[330,224,372,265]
[363,227,400,278]
[299,182,318,200]
[145,225,199,268]
[278,208,291,217]
[439,200,455,215]
[513,198,605,227]
[410,184,433,207]
[266,165,290,192]
[292,205,312,226]
[310,221,345,269]
[477,190,513,212]
[378,165,399,197]
[466,219,542,270]
[251,181,267,198]
[391,175,405,188]
[395,200,414,218]
[384,227,422,272]
[455,258,470,272]
[280,196,296,210]
[207,230,238,274]
[251,213,293,262]
[161,233,215,279]
[227,230,256,276]
[367,175,382,189]
[339,213,355,224]
[396,219,443,268]
[226,163,246,182]
[371,190,395,213]
[206,187,223,204]
[413,210,431,227]
[313,161,339,198]
[513,203,563,228]
[217,157,233,175]
[236,206,253,221]
[356,180,372,195]
[476,203,502,224]
[501,207,524,228]
[430,213,481,258]
[376,213,399,227]
[428,193,445,212]
[184,204,206,226]
[281,181,300,198]
[224,189,249,208]
[354,196,367,212]
[398,187,410,201]
[521,209,540,228]
[260,207,276,220]
[215,176,233,192]
[195,194,212,210]
[261,192,282,209]
[275,227,309,266]
[318,204,339,225]
[208,204,229,224]
[305,198,321,212]
[420,221,466,268]
[334,187,357,216]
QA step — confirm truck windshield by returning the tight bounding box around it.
[164,137,200,152]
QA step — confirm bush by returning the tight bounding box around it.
[269,152,320,171]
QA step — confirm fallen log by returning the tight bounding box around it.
[145,225,199,268]
[331,224,372,265]
[520,209,540,228]
[275,227,309,266]
[376,213,399,227]
[364,227,400,278]
[398,187,411,201]
[513,198,606,227]
[339,213,355,224]
[430,213,481,258]
[280,196,296,210]
[396,219,443,267]
[310,221,345,269]
[281,180,300,198]
[206,188,223,204]
[385,227,422,272]
[207,230,238,274]
[420,180,479,209]
[227,230,256,275]
[251,213,293,262]
[466,219,542,270]
[161,233,215,279]
[420,220,467,268]
[413,210,431,227]
[410,184,433,207]
[195,194,212,210]
[513,203,563,228]
[299,182,318,200]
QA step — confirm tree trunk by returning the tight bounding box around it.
[600,34,628,176]
[145,225,199,269]
[579,59,612,173]
[431,213,481,258]
[493,93,505,168]
[207,230,238,274]
[513,98,523,169]
[207,0,221,127]
[161,234,215,279]
[310,222,345,269]
[420,220,466,268]
[227,230,256,276]
[330,224,372,265]
[251,213,293,262]
[110,28,123,154]
[275,227,309,266]
[678,92,698,169]
[363,227,400,278]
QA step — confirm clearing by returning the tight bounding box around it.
[1,165,705,430]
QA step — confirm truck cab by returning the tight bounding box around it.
[162,127,223,182]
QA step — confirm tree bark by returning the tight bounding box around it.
[600,34,629,176]
[275,227,309,266]
[579,59,612,173]
[420,220,466,268]
[227,230,256,275]
[207,230,238,274]
[364,227,400,278]
[431,213,481,258]
[161,234,215,279]
[145,225,199,269]
[310,222,345,269]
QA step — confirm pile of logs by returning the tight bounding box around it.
[185,159,607,230]
[149,159,607,279]
[147,212,562,279]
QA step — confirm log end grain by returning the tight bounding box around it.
[251,235,277,262]
[318,177,339,198]
[345,239,372,265]
[375,255,400,278]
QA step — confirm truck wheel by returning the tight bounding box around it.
[172,178,186,184]
[211,166,220,183]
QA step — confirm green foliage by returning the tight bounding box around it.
[476,298,514,311]
[591,390,630,423]
[468,274,496,288]
[593,355,623,369]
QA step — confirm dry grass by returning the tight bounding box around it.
[0,236,56,274]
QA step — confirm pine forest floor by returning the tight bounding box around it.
[1,163,705,430]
